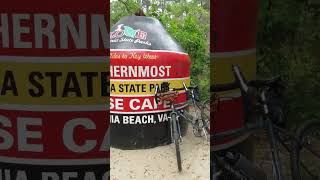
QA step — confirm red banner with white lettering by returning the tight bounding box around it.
[0,0,109,179]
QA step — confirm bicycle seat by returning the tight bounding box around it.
[248,76,281,88]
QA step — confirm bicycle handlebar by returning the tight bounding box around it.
[172,87,186,91]
[210,65,248,93]
[155,82,197,94]
[212,65,282,93]
[232,65,249,93]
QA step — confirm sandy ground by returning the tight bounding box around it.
[110,126,210,180]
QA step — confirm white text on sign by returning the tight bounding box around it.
[0,13,108,49]
[0,116,109,153]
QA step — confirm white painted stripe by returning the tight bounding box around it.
[111,49,188,55]
[0,104,109,112]
[0,156,109,165]
[0,56,109,63]
[110,104,188,114]
[211,49,256,58]
[110,77,190,82]
[211,134,250,151]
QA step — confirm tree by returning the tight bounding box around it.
[257,0,320,126]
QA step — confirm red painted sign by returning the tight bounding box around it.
[0,0,109,179]
[110,49,191,148]
[110,50,190,79]
[211,0,258,52]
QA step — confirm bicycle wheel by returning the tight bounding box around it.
[266,121,284,180]
[187,103,203,137]
[291,120,320,180]
[171,113,182,172]
[201,99,210,139]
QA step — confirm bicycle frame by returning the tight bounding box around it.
[155,81,210,172]
[169,90,208,137]
[212,83,284,179]
[155,82,209,140]
[212,65,320,180]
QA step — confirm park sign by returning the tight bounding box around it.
[110,16,191,149]
[0,0,109,179]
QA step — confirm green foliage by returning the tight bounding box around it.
[110,0,140,25]
[257,0,320,127]
[110,0,210,100]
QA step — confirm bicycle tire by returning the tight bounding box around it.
[291,120,320,180]
[175,139,182,172]
[201,99,210,139]
[171,113,182,172]
[187,104,202,137]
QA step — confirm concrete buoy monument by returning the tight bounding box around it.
[110,16,191,149]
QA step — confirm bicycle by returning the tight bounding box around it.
[154,81,210,172]
[211,65,320,180]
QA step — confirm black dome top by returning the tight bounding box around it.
[110,16,185,53]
